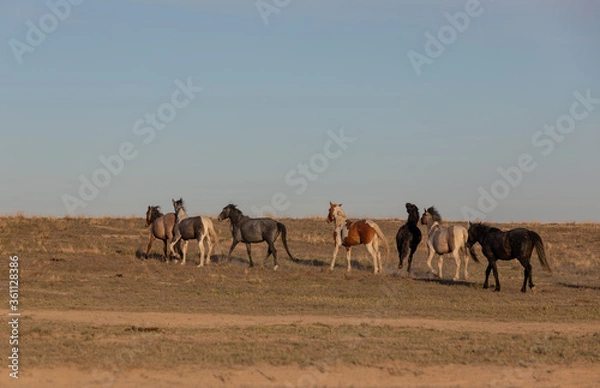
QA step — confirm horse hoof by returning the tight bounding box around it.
[273,265,279,271]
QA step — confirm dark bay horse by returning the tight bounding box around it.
[420,206,477,281]
[327,202,389,274]
[467,222,551,293]
[395,203,422,274]
[145,205,178,261]
[169,198,218,267]
[218,204,294,270]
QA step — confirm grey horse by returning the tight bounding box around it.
[218,204,294,270]
[169,198,218,267]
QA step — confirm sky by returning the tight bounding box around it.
[1,0,599,222]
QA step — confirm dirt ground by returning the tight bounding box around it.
[1,216,600,387]
[8,309,600,388]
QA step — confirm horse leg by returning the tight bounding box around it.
[463,248,470,281]
[426,245,437,277]
[205,235,213,266]
[181,241,189,265]
[374,239,382,274]
[227,241,239,262]
[483,262,492,289]
[407,245,417,274]
[169,236,181,264]
[451,250,461,281]
[162,240,168,261]
[491,261,501,292]
[365,243,379,274]
[438,255,444,279]
[268,240,278,271]
[345,247,352,272]
[520,258,533,293]
[145,234,156,260]
[197,238,205,267]
[245,243,254,268]
[330,244,340,271]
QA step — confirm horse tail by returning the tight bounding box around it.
[202,217,219,248]
[530,231,551,272]
[277,222,295,260]
[462,228,479,263]
[371,222,390,262]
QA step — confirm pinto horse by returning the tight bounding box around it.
[327,202,389,274]
[420,206,477,281]
[169,198,219,267]
[467,222,551,293]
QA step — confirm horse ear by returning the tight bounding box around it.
[468,221,472,226]
[339,203,343,207]
[330,201,333,207]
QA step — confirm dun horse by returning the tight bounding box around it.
[327,202,389,274]
[395,203,422,274]
[420,206,477,281]
[218,204,294,270]
[169,198,218,267]
[144,205,178,261]
[467,222,551,293]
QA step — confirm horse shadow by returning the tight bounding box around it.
[412,276,477,288]
[289,255,375,272]
[556,282,600,291]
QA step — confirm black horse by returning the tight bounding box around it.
[395,203,422,274]
[218,204,294,270]
[467,222,551,293]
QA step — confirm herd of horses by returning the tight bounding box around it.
[144,199,551,293]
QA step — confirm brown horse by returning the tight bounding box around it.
[327,202,389,274]
[145,205,178,261]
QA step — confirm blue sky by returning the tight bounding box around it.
[1,0,599,222]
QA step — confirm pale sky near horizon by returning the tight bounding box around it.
[1,0,599,222]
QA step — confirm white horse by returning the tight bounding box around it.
[327,202,389,274]
[169,198,218,267]
[420,206,478,281]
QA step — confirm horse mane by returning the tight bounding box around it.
[427,206,442,223]
[151,206,163,217]
[480,223,502,233]
[148,206,163,222]
[335,206,346,219]
[226,203,244,219]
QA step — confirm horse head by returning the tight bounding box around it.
[172,198,184,213]
[405,203,420,223]
[218,204,239,221]
[145,205,161,227]
[327,202,343,223]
